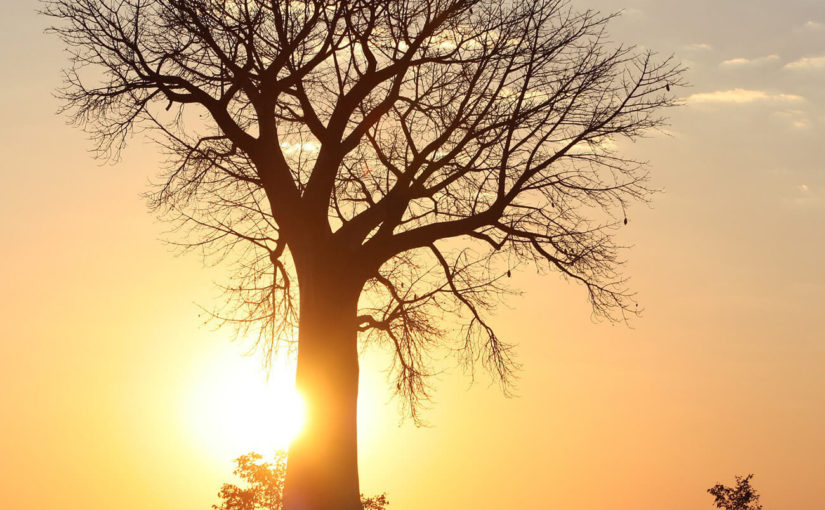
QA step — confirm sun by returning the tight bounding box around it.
[185,352,306,459]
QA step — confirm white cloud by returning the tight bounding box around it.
[803,21,825,31]
[683,42,713,51]
[784,55,825,70]
[687,89,804,104]
[720,54,779,67]
[571,137,617,154]
[280,141,320,154]
[621,8,646,19]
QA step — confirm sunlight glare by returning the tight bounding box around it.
[185,351,305,460]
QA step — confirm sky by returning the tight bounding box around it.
[1,1,824,509]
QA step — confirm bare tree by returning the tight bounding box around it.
[44,0,683,509]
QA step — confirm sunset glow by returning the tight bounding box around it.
[186,354,306,457]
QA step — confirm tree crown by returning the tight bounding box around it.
[45,0,683,419]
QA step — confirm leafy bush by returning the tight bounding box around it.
[214,452,387,510]
[708,474,762,510]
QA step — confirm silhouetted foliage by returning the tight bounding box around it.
[708,474,763,510]
[214,452,388,510]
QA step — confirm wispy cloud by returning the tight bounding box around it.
[773,109,812,129]
[621,8,646,19]
[720,54,779,67]
[784,55,825,70]
[570,137,618,154]
[687,89,804,104]
[783,183,824,210]
[803,20,825,31]
[682,42,713,51]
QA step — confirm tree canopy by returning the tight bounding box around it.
[45,0,682,418]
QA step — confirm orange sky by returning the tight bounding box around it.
[2,1,824,509]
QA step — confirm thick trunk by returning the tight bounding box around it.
[283,260,363,510]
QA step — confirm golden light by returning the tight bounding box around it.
[184,351,306,459]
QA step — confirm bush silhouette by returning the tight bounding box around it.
[708,474,762,510]
[214,451,388,510]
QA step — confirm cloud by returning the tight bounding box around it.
[784,56,825,70]
[720,54,779,67]
[570,137,617,154]
[803,21,825,31]
[279,141,320,154]
[621,8,646,19]
[682,42,713,51]
[783,184,823,210]
[686,89,804,104]
[773,109,813,129]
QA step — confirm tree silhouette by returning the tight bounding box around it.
[708,474,763,510]
[215,452,388,510]
[45,0,682,508]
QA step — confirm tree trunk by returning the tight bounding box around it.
[283,258,364,510]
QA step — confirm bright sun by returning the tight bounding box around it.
[186,352,306,458]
